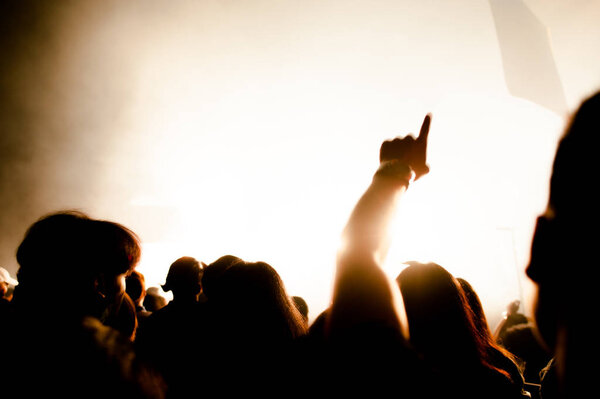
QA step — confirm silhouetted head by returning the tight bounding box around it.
[162,256,203,300]
[527,91,600,351]
[126,270,146,306]
[91,218,141,279]
[201,254,244,300]
[507,300,520,315]
[14,211,141,320]
[16,211,92,296]
[397,262,482,368]
[144,287,167,312]
[212,260,307,341]
[524,92,600,399]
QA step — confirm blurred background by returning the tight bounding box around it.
[1,0,598,326]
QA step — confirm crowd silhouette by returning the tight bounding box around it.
[1,89,598,398]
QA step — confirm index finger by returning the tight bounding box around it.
[417,113,432,143]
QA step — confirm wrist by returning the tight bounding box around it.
[374,160,415,187]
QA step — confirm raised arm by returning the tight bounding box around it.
[328,114,431,336]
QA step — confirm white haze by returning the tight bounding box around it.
[1,0,599,326]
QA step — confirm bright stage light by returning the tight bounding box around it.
[113,1,566,323]
[382,94,564,326]
[1,0,577,326]
[130,63,564,324]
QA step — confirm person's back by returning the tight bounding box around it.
[5,315,164,398]
[397,262,526,399]
[198,257,309,396]
[126,270,152,333]
[307,306,432,397]
[494,299,530,345]
[3,211,164,398]
[501,322,552,385]
[135,256,205,398]
[136,300,205,397]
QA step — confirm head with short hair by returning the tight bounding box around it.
[14,210,141,320]
[397,262,486,369]
[162,256,203,299]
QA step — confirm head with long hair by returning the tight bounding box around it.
[456,277,494,341]
[457,277,524,385]
[210,259,307,342]
[397,261,523,387]
[396,262,483,369]
[201,254,244,300]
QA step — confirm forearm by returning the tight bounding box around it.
[340,173,407,265]
[327,113,431,337]
[329,171,409,334]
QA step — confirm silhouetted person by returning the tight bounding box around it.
[208,260,306,342]
[494,299,529,345]
[144,286,167,312]
[2,210,164,398]
[135,256,204,398]
[126,270,152,333]
[200,254,243,301]
[397,263,526,398]
[526,91,600,398]
[199,256,307,395]
[319,115,435,397]
[501,322,552,385]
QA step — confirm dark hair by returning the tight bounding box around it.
[397,262,516,382]
[14,210,141,319]
[91,219,141,277]
[457,277,524,385]
[292,295,309,322]
[201,255,244,299]
[161,256,202,294]
[16,211,93,288]
[126,270,146,304]
[212,260,307,341]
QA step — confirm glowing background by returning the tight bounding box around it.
[1,0,599,326]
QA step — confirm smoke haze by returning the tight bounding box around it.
[1,0,598,324]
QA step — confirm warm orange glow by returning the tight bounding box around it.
[4,1,594,327]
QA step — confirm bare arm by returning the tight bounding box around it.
[328,114,431,336]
